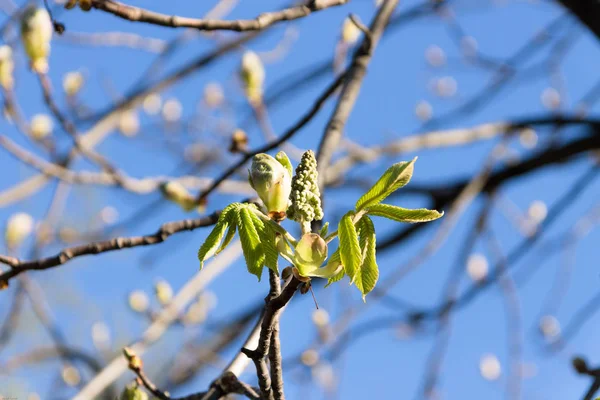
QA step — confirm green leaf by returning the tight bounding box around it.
[198,204,239,268]
[248,211,279,274]
[216,210,239,255]
[324,248,344,287]
[366,203,444,223]
[237,207,265,280]
[275,151,293,178]
[338,212,361,283]
[355,216,378,301]
[355,158,416,211]
[319,222,329,238]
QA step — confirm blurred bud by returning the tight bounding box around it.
[479,354,501,381]
[27,393,41,400]
[162,98,182,122]
[541,88,561,110]
[519,128,538,149]
[203,82,224,108]
[20,7,53,73]
[58,226,78,243]
[30,113,53,140]
[433,76,457,97]
[160,181,197,212]
[341,17,361,44]
[100,206,119,224]
[527,201,547,224]
[415,100,433,121]
[91,321,111,349]
[154,279,173,306]
[293,233,328,277]
[35,221,53,245]
[64,0,77,9]
[123,347,143,369]
[539,315,560,339]
[312,362,336,391]
[311,309,330,327]
[128,290,149,313]
[0,46,14,90]
[61,365,81,386]
[301,349,319,367]
[184,301,208,325]
[143,93,162,115]
[240,51,265,104]
[119,383,148,400]
[118,110,140,137]
[572,356,588,374]
[229,129,248,153]
[62,71,84,96]
[248,153,292,218]
[79,0,92,11]
[5,212,34,248]
[466,253,488,283]
[425,45,445,67]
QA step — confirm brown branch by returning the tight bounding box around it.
[316,0,399,191]
[241,276,302,400]
[194,70,347,204]
[267,270,285,400]
[92,0,348,32]
[0,212,220,287]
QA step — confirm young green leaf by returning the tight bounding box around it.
[248,210,279,273]
[215,208,240,255]
[275,150,293,178]
[319,222,329,238]
[355,216,378,301]
[198,204,239,268]
[355,158,416,211]
[366,203,443,223]
[237,207,265,280]
[338,213,361,283]
[325,249,344,287]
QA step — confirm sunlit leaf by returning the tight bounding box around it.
[355,158,416,211]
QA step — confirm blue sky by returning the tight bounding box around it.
[0,0,599,398]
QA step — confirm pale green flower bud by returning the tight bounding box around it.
[240,51,265,104]
[287,150,323,231]
[119,383,148,400]
[341,17,361,44]
[248,152,292,220]
[62,71,84,96]
[0,46,14,90]
[20,7,53,73]
[30,113,53,140]
[293,233,328,277]
[154,279,173,305]
[160,181,197,212]
[5,212,34,248]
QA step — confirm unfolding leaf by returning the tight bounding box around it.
[215,207,241,255]
[237,207,265,280]
[324,248,344,286]
[355,158,416,211]
[367,203,443,223]
[198,204,239,268]
[319,222,329,238]
[275,150,293,178]
[249,210,279,274]
[355,216,378,301]
[338,213,361,283]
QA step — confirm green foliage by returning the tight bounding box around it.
[197,204,239,268]
[338,212,361,283]
[366,203,444,223]
[355,158,416,211]
[237,207,265,280]
[196,153,442,299]
[355,216,378,300]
